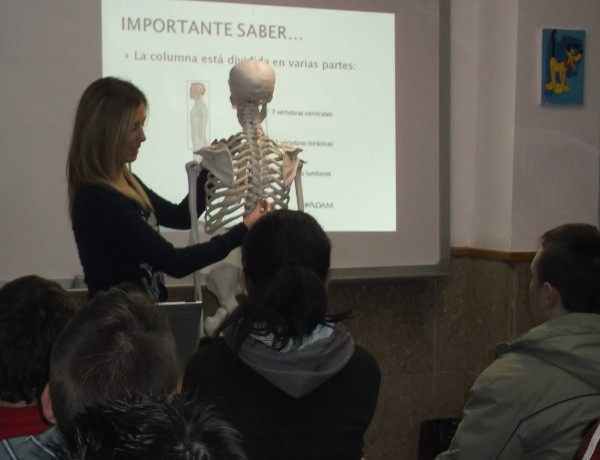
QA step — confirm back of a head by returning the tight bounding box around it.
[52,394,248,460]
[222,210,333,351]
[49,285,179,425]
[538,223,600,313]
[0,275,78,404]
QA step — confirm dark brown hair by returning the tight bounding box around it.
[538,223,600,313]
[49,285,178,424]
[0,275,78,403]
[218,210,348,352]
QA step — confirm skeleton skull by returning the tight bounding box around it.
[229,59,275,124]
[229,59,275,103]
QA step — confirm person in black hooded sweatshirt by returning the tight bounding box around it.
[183,209,381,460]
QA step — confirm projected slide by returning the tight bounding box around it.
[102,0,396,232]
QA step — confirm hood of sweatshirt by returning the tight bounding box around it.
[225,323,355,398]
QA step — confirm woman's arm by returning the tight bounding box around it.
[75,184,246,278]
[135,171,208,229]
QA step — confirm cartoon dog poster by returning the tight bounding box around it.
[542,29,585,105]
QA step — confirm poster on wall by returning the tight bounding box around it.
[541,28,585,105]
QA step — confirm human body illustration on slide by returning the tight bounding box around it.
[189,81,209,151]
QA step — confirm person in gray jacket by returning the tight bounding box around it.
[437,223,600,460]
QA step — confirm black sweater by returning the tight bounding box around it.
[71,172,247,300]
[183,337,381,460]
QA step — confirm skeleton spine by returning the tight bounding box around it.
[241,102,265,212]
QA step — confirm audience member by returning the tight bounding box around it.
[437,223,600,460]
[183,210,381,460]
[0,276,78,439]
[0,284,179,459]
[51,393,248,460]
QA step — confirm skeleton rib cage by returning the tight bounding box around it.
[196,102,303,235]
[187,59,303,236]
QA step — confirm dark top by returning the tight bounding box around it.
[71,171,247,301]
[182,337,381,460]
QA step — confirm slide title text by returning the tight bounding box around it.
[122,17,296,40]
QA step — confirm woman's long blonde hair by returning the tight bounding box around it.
[67,77,153,214]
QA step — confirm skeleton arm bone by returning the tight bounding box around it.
[185,161,201,242]
[294,160,305,212]
[185,160,203,301]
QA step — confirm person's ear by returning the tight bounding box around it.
[40,384,56,425]
[541,282,558,310]
[543,282,569,318]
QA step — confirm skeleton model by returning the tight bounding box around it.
[186,59,304,237]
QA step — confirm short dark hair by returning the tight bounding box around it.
[0,275,78,403]
[538,223,600,313]
[218,210,347,351]
[52,393,248,460]
[49,285,179,424]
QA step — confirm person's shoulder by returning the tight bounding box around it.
[72,183,138,218]
[353,344,380,370]
[73,183,123,205]
[132,174,149,191]
[344,344,382,389]
[198,336,228,349]
[469,348,542,403]
[182,337,236,395]
[486,314,600,381]
[189,337,232,364]
[0,427,59,460]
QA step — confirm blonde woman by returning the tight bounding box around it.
[67,77,266,301]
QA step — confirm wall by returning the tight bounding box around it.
[511,0,600,249]
[450,0,600,250]
[449,0,478,247]
[470,0,519,250]
[0,2,96,281]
